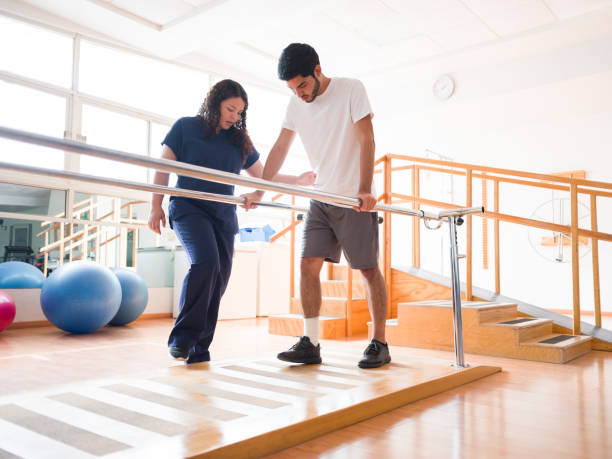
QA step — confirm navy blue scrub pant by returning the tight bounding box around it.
[168,212,234,363]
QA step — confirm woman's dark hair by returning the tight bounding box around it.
[278,43,320,81]
[197,79,254,163]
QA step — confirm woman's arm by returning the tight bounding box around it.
[148,145,177,234]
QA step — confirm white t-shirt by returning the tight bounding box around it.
[282,77,375,197]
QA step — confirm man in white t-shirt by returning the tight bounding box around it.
[242,43,390,368]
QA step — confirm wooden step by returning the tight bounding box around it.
[321,280,366,299]
[470,302,519,324]
[289,297,370,336]
[268,314,346,339]
[520,333,592,363]
[328,264,361,281]
[290,297,348,316]
[395,300,517,324]
[481,317,553,343]
[369,300,592,364]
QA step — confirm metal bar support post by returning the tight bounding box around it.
[448,216,467,368]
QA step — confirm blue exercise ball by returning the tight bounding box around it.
[109,268,148,326]
[0,261,45,289]
[40,261,122,334]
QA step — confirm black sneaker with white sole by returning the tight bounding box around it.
[358,339,391,368]
[277,336,322,364]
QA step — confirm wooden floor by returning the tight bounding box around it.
[0,318,610,458]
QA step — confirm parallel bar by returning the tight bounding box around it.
[0,161,308,213]
[0,126,466,220]
[0,126,360,211]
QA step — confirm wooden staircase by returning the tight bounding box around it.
[268,265,371,338]
[370,300,592,363]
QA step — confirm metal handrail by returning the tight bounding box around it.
[0,126,482,221]
[0,125,483,367]
[0,161,310,214]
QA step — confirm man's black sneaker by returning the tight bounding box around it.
[358,339,391,368]
[277,336,322,364]
[169,346,188,360]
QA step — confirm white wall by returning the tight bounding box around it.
[7,287,173,324]
[366,13,612,315]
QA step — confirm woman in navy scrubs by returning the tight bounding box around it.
[148,79,314,364]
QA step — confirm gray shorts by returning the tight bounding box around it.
[301,200,379,270]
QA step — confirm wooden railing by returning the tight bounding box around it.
[36,198,146,275]
[375,154,612,334]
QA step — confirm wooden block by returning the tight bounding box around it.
[346,299,370,336]
[289,297,302,315]
[389,269,489,318]
[330,265,361,281]
[268,314,346,339]
[321,280,366,299]
[384,300,593,364]
[520,334,592,363]
[475,303,518,323]
[286,298,371,337]
[516,320,553,342]
[320,298,348,317]
[289,297,346,318]
[268,314,303,337]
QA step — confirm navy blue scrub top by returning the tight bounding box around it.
[163,116,260,234]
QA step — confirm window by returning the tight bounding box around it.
[0,183,66,217]
[243,84,288,148]
[0,15,73,87]
[80,104,148,182]
[79,40,210,119]
[0,81,66,170]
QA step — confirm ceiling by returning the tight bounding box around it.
[0,183,50,211]
[6,0,612,85]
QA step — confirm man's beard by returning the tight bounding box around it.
[307,76,321,103]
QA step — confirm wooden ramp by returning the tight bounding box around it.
[0,350,499,458]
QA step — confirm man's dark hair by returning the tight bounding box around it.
[277,43,320,81]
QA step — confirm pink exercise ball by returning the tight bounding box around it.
[0,289,16,332]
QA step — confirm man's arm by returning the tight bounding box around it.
[246,160,316,186]
[262,128,296,180]
[241,128,296,209]
[354,115,377,212]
